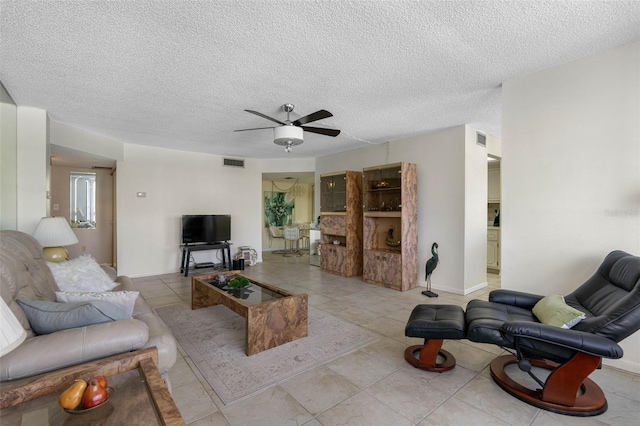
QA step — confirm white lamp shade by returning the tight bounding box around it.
[0,298,27,357]
[32,217,79,247]
[274,126,304,147]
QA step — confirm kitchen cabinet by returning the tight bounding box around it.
[319,171,362,277]
[487,227,500,272]
[362,162,417,291]
[488,163,501,202]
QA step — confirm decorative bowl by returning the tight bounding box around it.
[385,238,401,248]
[64,387,114,414]
[333,240,340,245]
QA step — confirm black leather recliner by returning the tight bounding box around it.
[465,250,640,416]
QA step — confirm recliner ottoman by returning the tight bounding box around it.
[404,304,467,372]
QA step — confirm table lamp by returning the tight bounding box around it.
[1,297,27,357]
[32,217,79,262]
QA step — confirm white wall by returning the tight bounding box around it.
[464,126,489,292]
[116,144,263,277]
[36,121,318,274]
[261,158,315,174]
[1,83,17,230]
[49,120,124,161]
[502,41,640,373]
[392,128,467,293]
[16,106,48,233]
[316,125,490,294]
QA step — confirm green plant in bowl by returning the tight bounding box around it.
[227,276,251,289]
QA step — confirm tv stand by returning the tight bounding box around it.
[181,242,232,277]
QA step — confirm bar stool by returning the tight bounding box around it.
[283,226,301,257]
[298,223,310,254]
[268,225,285,254]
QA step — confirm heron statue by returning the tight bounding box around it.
[422,242,439,297]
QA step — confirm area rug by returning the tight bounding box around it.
[156,303,379,404]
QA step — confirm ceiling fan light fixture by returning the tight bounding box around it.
[274,125,303,152]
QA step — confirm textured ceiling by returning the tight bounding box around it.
[2,1,640,160]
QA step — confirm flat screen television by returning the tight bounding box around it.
[181,215,231,245]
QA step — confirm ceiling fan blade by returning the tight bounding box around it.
[301,126,341,137]
[234,126,275,132]
[245,110,286,125]
[292,109,333,126]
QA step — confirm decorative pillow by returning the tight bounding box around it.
[56,291,139,318]
[47,255,118,292]
[532,294,586,329]
[17,299,128,335]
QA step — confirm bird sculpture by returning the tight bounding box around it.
[422,242,439,297]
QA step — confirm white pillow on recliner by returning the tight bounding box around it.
[47,255,117,292]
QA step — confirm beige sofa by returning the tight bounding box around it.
[0,230,177,389]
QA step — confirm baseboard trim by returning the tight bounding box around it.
[464,281,488,295]
[603,357,640,375]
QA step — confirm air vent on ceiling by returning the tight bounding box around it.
[476,132,487,147]
[223,158,245,168]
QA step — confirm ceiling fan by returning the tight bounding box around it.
[234,103,340,153]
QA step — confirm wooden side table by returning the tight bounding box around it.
[0,347,184,425]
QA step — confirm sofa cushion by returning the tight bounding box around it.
[16,299,128,335]
[56,291,139,318]
[0,319,149,381]
[47,255,118,292]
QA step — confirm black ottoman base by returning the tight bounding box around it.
[404,341,456,372]
[404,304,466,372]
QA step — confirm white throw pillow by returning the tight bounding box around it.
[47,255,118,292]
[56,291,139,318]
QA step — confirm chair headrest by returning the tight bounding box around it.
[610,256,640,292]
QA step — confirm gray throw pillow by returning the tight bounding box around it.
[17,299,129,335]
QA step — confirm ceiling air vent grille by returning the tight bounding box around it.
[223,158,245,168]
[476,132,487,147]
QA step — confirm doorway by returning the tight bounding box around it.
[50,146,116,266]
[487,156,501,280]
[261,172,315,262]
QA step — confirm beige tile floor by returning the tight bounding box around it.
[134,252,640,426]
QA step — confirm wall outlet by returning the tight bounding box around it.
[53,203,59,211]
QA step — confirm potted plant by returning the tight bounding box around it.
[226,276,251,289]
[223,276,253,299]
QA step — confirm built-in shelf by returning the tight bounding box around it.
[362,162,417,291]
[320,171,362,277]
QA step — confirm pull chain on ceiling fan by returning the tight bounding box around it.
[234,103,340,153]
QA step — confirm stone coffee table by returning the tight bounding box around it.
[191,271,308,355]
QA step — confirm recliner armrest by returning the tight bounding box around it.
[501,321,623,359]
[489,290,544,310]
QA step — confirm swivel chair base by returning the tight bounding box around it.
[404,339,456,372]
[490,354,607,416]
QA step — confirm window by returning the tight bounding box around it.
[70,172,96,229]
